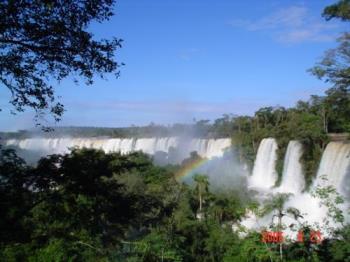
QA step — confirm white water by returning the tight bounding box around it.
[276,140,305,194]
[242,139,350,236]
[313,142,350,195]
[249,138,278,190]
[295,141,350,231]
[5,137,231,161]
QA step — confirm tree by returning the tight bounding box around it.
[261,193,303,261]
[310,32,350,98]
[309,95,329,133]
[223,231,278,262]
[309,0,350,134]
[262,193,289,261]
[193,174,209,216]
[255,107,274,129]
[323,0,350,21]
[0,0,122,126]
[1,148,184,260]
[207,193,245,224]
[0,147,33,244]
[310,1,350,127]
[329,225,350,261]
[311,176,345,235]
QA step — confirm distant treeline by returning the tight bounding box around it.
[0,120,235,139]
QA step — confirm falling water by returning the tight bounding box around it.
[249,138,278,190]
[241,139,350,234]
[276,141,305,194]
[313,141,350,195]
[283,141,350,235]
[5,137,231,162]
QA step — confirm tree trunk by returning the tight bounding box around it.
[278,211,283,261]
[199,188,202,212]
[323,107,328,133]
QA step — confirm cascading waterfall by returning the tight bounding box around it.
[282,141,350,235]
[241,138,279,231]
[5,137,231,161]
[276,140,305,194]
[313,142,350,195]
[241,138,350,234]
[249,138,278,189]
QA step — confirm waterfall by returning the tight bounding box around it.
[241,139,350,234]
[313,142,350,195]
[249,138,278,189]
[284,142,350,235]
[276,141,305,194]
[4,137,231,162]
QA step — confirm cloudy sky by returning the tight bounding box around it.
[0,0,347,131]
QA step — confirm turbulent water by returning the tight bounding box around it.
[249,138,278,189]
[314,142,350,195]
[242,139,350,235]
[5,137,231,161]
[276,140,305,194]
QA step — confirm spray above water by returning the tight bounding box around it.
[176,148,248,191]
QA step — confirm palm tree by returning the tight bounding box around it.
[193,174,209,214]
[262,193,303,261]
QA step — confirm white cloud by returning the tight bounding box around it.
[228,5,340,44]
[247,6,307,30]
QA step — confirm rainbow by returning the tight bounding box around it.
[175,147,231,181]
[175,157,209,181]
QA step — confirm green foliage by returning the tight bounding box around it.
[0,0,122,125]
[223,232,278,262]
[0,148,33,244]
[1,147,350,261]
[329,225,350,261]
[323,0,350,21]
[193,174,210,213]
[130,229,183,261]
[312,176,345,234]
[309,2,350,135]
[0,147,182,260]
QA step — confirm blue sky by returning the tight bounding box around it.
[0,0,347,131]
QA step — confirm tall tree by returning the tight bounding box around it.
[193,174,209,215]
[310,0,350,91]
[261,193,306,262]
[310,0,350,133]
[0,0,122,126]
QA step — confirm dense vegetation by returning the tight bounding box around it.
[0,147,347,261]
[0,147,349,261]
